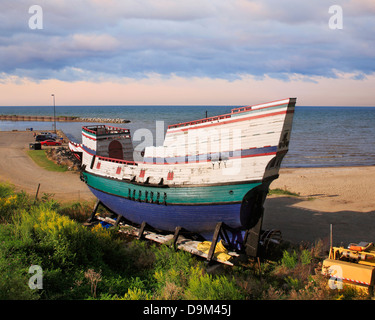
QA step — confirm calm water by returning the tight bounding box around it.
[1,105,374,168]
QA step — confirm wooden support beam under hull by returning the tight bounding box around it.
[85,200,282,266]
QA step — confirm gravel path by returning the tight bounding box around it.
[0,131,94,202]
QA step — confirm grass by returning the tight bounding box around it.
[269,188,300,197]
[27,150,68,172]
[0,182,371,300]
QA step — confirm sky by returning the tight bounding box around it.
[0,0,375,106]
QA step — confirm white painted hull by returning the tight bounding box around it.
[76,98,295,187]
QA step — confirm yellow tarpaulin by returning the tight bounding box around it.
[197,240,232,262]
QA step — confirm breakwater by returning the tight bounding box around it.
[0,115,130,124]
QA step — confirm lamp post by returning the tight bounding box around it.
[51,94,56,133]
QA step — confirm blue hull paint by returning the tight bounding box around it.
[89,186,242,237]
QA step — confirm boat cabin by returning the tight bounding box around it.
[82,125,134,162]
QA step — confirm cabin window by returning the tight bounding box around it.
[108,140,123,160]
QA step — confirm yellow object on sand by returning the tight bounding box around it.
[197,240,232,262]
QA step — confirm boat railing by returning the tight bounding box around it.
[168,114,232,129]
[69,141,81,147]
[82,125,105,134]
[167,99,290,129]
[83,125,130,136]
[167,104,258,130]
[104,125,130,134]
[231,106,252,113]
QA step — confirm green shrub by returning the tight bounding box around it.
[57,201,93,223]
[122,288,152,300]
[300,249,313,265]
[0,223,40,299]
[280,250,298,269]
[153,245,197,287]
[0,183,14,198]
[0,265,38,300]
[185,266,243,300]
[153,244,197,273]
[0,185,31,223]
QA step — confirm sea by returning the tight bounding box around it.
[0,105,374,168]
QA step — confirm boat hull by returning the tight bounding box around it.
[83,171,271,238]
[89,187,242,235]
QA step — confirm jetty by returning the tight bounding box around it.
[0,115,130,124]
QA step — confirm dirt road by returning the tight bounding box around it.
[0,131,94,202]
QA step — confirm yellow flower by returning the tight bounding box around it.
[4,195,17,206]
[91,223,111,240]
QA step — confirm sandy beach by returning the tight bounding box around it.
[270,166,375,213]
[266,166,375,245]
[0,130,374,245]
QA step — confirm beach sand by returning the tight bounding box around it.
[270,166,375,213]
[0,130,374,245]
[266,166,375,245]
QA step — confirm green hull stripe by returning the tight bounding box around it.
[83,172,262,205]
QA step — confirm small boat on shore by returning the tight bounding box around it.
[69,98,296,248]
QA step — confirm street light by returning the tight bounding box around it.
[51,94,56,133]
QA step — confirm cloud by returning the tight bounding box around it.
[0,0,374,82]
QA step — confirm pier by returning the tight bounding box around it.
[0,114,130,124]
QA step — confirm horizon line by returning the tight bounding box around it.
[1,104,375,108]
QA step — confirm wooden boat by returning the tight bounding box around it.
[69,98,296,245]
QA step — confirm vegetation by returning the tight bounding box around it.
[269,188,300,197]
[0,183,371,300]
[26,150,68,172]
